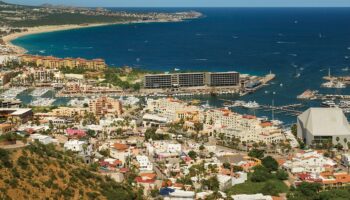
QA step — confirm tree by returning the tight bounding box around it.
[201,176,219,191]
[300,182,321,195]
[251,166,271,182]
[193,122,203,134]
[261,180,282,196]
[223,162,231,169]
[199,144,205,151]
[262,156,279,172]
[248,149,264,159]
[291,124,297,136]
[188,150,197,160]
[276,169,289,180]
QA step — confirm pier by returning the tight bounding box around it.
[220,99,303,116]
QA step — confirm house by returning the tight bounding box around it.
[99,158,123,171]
[231,194,273,200]
[283,150,336,174]
[0,123,13,135]
[30,133,57,144]
[295,171,350,190]
[136,155,153,171]
[217,174,232,190]
[109,142,130,164]
[232,172,248,186]
[341,154,350,167]
[64,140,92,164]
[66,128,87,138]
[64,140,87,152]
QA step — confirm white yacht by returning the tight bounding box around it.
[243,101,260,109]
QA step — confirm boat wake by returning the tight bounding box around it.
[276,41,296,44]
[72,46,93,49]
[194,58,208,61]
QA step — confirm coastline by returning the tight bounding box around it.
[2,19,187,55]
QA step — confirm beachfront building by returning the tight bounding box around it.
[144,71,239,89]
[297,108,350,147]
[89,96,123,118]
[20,54,107,70]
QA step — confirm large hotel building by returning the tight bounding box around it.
[144,72,239,89]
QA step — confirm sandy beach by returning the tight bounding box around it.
[2,19,177,55]
[2,23,126,55]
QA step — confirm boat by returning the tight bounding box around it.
[243,101,260,109]
[201,100,212,109]
[30,88,50,97]
[342,67,349,71]
[335,82,346,89]
[321,81,346,89]
[30,98,56,106]
[297,89,318,100]
[52,83,64,89]
[1,87,27,98]
[321,100,336,107]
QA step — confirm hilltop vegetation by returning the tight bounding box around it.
[0,142,137,200]
[10,13,138,27]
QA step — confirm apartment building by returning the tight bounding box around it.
[20,54,107,70]
[89,96,123,117]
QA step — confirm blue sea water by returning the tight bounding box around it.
[12,8,350,124]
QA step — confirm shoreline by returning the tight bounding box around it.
[2,19,187,55]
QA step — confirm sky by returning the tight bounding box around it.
[5,0,350,7]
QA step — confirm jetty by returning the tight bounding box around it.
[220,99,303,116]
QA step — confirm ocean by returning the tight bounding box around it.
[12,8,350,125]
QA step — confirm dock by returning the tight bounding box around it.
[220,99,303,116]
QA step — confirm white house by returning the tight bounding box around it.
[232,194,273,200]
[283,150,336,174]
[232,172,248,186]
[64,140,87,152]
[30,133,57,145]
[136,155,153,171]
[217,174,232,190]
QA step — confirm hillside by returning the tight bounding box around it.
[0,142,137,200]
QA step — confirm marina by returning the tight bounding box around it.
[1,87,27,99]
[30,88,51,97]
[30,98,56,106]
[67,98,90,107]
